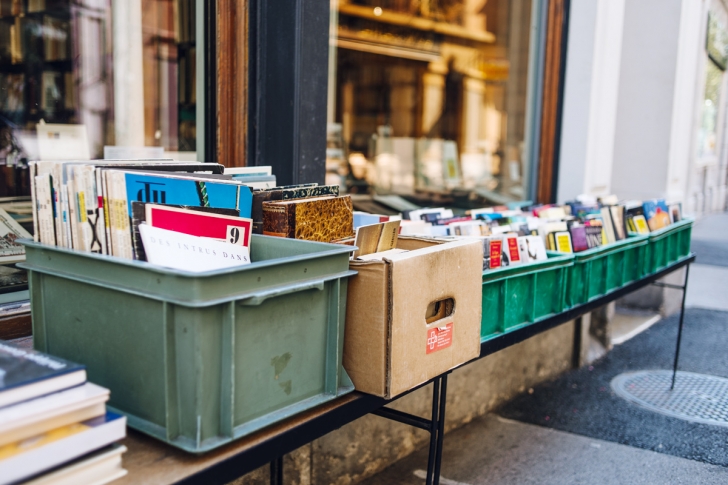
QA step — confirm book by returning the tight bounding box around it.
[488,238,503,269]
[0,208,31,263]
[600,207,617,244]
[633,215,650,234]
[504,235,522,265]
[0,383,108,447]
[0,341,86,409]
[610,205,627,240]
[554,231,573,253]
[104,170,253,259]
[522,235,547,262]
[352,220,400,259]
[145,204,253,247]
[668,203,682,223]
[585,226,603,248]
[131,202,239,261]
[643,199,671,231]
[353,211,390,229]
[0,412,126,484]
[262,195,354,242]
[252,184,338,234]
[570,226,589,252]
[139,224,251,272]
[24,444,127,485]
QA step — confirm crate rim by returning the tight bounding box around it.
[18,236,356,280]
[571,234,649,262]
[482,251,573,282]
[648,218,694,241]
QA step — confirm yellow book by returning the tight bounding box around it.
[634,215,650,235]
[0,423,89,460]
[555,231,573,253]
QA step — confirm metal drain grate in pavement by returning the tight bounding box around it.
[611,370,728,427]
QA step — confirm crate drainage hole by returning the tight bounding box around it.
[611,370,728,427]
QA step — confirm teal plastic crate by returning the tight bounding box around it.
[644,218,693,274]
[20,235,356,453]
[565,235,649,308]
[481,252,573,342]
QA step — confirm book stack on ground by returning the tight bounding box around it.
[0,341,127,485]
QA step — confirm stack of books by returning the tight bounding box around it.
[0,341,126,484]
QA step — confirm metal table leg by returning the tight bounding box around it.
[372,372,451,485]
[652,263,691,390]
[671,263,691,390]
[270,456,283,485]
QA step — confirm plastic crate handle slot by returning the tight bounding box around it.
[239,279,326,306]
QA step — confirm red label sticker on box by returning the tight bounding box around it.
[426,323,453,354]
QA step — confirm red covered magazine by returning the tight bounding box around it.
[145,204,253,247]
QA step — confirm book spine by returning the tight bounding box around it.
[62,185,73,249]
[95,168,108,255]
[34,173,54,245]
[111,172,133,259]
[29,162,38,242]
[262,203,292,238]
[102,170,113,256]
[252,190,278,235]
[74,166,91,252]
[66,167,80,250]
[51,165,63,247]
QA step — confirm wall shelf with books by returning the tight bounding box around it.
[0,0,76,129]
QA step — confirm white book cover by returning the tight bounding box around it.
[140,224,251,272]
[25,444,127,485]
[34,173,55,245]
[0,412,126,485]
[0,382,108,447]
[525,235,548,261]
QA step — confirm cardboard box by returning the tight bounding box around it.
[344,237,483,398]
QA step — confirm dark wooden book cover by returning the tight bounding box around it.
[262,195,354,242]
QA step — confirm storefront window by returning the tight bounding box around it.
[0,0,201,196]
[326,0,539,202]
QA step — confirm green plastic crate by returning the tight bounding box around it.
[20,235,356,453]
[643,218,693,274]
[565,235,649,308]
[481,252,573,342]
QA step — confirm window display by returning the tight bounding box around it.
[0,0,201,197]
[327,0,540,202]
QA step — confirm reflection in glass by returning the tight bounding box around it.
[698,59,723,158]
[0,0,199,197]
[327,0,536,202]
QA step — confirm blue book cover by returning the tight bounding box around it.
[642,199,669,220]
[0,341,85,396]
[122,173,253,218]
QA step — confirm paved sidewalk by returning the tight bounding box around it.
[363,212,728,484]
[360,415,728,485]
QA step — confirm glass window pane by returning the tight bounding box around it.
[698,59,723,158]
[327,0,538,202]
[0,0,200,197]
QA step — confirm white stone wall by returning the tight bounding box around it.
[558,0,728,215]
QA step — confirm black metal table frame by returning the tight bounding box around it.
[178,254,695,485]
